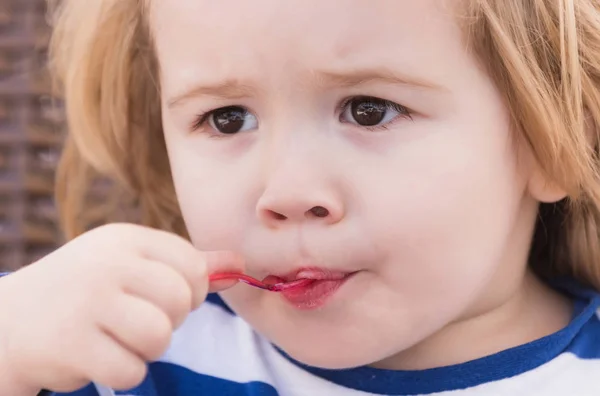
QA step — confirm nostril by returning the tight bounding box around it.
[269,211,287,221]
[309,206,329,218]
[259,206,331,223]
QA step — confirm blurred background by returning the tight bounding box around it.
[0,0,63,271]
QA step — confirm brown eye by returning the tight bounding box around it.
[341,96,410,128]
[208,106,257,134]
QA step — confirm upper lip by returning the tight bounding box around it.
[276,267,352,281]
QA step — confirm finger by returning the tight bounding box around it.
[132,227,209,291]
[98,294,173,361]
[132,228,243,302]
[120,258,192,326]
[81,330,148,391]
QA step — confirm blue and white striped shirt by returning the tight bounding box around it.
[49,282,600,396]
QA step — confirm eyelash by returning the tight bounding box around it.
[190,111,214,132]
[337,97,412,131]
[190,97,413,133]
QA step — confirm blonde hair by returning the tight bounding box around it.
[48,0,600,289]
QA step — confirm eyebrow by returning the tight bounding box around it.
[314,67,447,91]
[167,67,445,108]
[167,79,257,108]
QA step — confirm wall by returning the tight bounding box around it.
[0,0,62,270]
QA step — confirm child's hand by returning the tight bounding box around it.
[0,223,242,395]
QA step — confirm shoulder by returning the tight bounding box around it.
[521,307,600,396]
[565,304,600,359]
[522,285,600,395]
[553,280,600,360]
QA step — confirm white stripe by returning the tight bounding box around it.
[160,302,277,385]
[434,353,600,396]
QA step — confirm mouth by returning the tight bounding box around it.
[265,267,356,310]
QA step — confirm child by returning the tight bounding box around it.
[1,0,600,394]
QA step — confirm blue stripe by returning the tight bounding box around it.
[51,384,100,396]
[49,362,280,396]
[116,370,158,396]
[205,293,234,314]
[120,362,279,396]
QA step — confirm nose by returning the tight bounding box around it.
[256,169,344,228]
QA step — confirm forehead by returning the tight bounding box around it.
[149,0,468,95]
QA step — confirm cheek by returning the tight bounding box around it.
[163,135,254,251]
[359,122,525,301]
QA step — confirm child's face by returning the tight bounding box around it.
[153,0,541,368]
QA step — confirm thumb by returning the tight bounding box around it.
[204,251,246,293]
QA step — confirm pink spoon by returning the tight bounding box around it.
[209,272,313,292]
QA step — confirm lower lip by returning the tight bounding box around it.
[279,275,353,310]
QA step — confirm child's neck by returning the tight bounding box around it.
[372,271,573,370]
